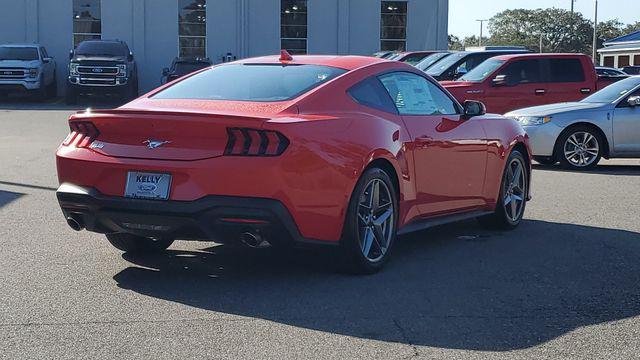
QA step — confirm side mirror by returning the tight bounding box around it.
[43,57,52,63]
[68,49,74,60]
[128,52,134,62]
[492,74,508,87]
[463,100,486,118]
[162,68,170,76]
[628,96,640,107]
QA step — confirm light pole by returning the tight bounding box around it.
[571,0,575,13]
[592,0,598,64]
[476,19,489,47]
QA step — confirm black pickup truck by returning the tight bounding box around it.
[66,40,138,104]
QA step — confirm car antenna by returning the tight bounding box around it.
[279,49,293,62]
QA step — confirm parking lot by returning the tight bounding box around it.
[2,104,640,359]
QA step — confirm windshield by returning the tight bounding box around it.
[459,59,506,82]
[426,52,468,76]
[76,42,128,57]
[153,64,347,102]
[0,47,38,61]
[581,77,640,103]
[401,53,431,66]
[415,53,450,71]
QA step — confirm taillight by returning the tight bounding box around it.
[62,121,100,148]
[224,128,289,156]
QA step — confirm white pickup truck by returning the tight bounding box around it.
[0,43,57,100]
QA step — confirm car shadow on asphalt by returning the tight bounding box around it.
[533,163,640,176]
[0,189,24,208]
[113,219,640,351]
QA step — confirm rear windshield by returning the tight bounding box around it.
[0,47,38,61]
[415,53,451,71]
[76,42,128,57]
[153,64,347,102]
[426,52,468,76]
[459,59,506,82]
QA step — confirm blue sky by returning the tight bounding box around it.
[449,0,639,37]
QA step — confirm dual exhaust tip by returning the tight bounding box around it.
[239,232,271,249]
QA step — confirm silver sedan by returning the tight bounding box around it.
[505,76,640,170]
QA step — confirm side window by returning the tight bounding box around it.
[40,47,48,59]
[347,77,398,114]
[548,58,585,83]
[378,72,458,115]
[499,59,542,85]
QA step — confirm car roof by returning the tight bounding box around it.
[0,43,40,48]
[237,55,388,71]
[493,53,589,60]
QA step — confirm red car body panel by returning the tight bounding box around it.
[442,53,617,114]
[56,55,531,243]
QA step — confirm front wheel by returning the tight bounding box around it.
[340,167,398,274]
[557,126,602,170]
[106,233,174,255]
[478,150,528,230]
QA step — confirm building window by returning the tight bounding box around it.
[73,0,101,47]
[603,56,615,67]
[281,0,307,55]
[618,55,630,68]
[634,55,640,66]
[179,0,206,58]
[381,1,407,52]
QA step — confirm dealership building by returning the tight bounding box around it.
[1,0,449,94]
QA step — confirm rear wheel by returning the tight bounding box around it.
[478,150,528,230]
[106,233,174,255]
[65,86,78,105]
[340,167,398,274]
[557,126,602,170]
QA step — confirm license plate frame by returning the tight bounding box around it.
[124,171,172,200]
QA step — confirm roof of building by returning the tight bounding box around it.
[597,43,640,53]
[604,30,640,46]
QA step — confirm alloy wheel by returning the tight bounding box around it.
[357,179,395,262]
[563,131,599,167]
[503,158,526,222]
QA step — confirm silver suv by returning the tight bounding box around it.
[0,44,57,100]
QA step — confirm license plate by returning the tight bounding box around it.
[124,171,172,200]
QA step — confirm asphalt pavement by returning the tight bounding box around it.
[2,102,640,359]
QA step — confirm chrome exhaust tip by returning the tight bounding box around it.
[239,232,271,249]
[66,216,84,231]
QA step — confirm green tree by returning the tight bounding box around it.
[489,8,593,53]
[622,21,640,35]
[448,34,464,50]
[462,35,491,48]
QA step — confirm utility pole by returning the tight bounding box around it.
[571,0,575,13]
[476,19,489,47]
[539,33,543,53]
[592,0,598,64]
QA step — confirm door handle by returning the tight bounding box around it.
[534,89,546,95]
[580,88,592,94]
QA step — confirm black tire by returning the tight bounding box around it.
[533,156,556,165]
[478,150,528,230]
[106,233,174,255]
[48,75,57,99]
[339,167,398,274]
[34,76,47,101]
[556,125,603,170]
[65,86,78,105]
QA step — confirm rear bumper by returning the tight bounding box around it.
[57,183,332,246]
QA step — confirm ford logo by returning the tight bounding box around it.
[3,71,11,75]
[92,68,103,73]
[138,184,157,192]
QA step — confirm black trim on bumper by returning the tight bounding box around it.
[56,183,334,246]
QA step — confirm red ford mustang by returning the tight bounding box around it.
[56,52,532,273]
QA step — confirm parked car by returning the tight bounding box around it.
[373,51,398,59]
[424,49,530,81]
[442,54,619,114]
[505,76,640,169]
[414,51,453,71]
[623,66,640,75]
[66,40,138,104]
[55,53,531,274]
[596,66,628,77]
[161,57,212,84]
[388,51,439,65]
[0,43,56,99]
